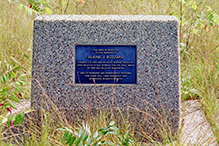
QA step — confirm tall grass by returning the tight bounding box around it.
[0,0,219,145]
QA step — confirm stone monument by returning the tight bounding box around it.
[31,15,180,140]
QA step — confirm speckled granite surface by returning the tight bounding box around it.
[31,15,180,140]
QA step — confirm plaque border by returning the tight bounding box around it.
[73,44,138,86]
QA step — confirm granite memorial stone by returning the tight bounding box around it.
[31,15,180,140]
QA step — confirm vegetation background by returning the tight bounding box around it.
[0,0,218,145]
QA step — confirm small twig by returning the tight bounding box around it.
[209,43,219,53]
[0,133,24,140]
[48,137,64,145]
[64,0,70,14]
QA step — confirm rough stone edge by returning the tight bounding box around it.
[34,15,177,22]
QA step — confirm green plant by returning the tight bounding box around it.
[9,0,80,16]
[59,121,133,146]
[171,0,219,58]
[0,60,27,127]
[8,0,53,16]
[181,76,202,100]
[206,6,219,26]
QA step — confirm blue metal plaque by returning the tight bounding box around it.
[75,45,137,84]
